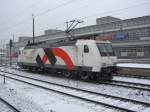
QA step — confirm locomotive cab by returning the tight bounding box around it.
[76,40,117,80]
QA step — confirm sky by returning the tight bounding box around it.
[0,0,150,43]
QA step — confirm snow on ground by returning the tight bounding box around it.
[0,100,15,112]
[143,108,150,112]
[0,75,113,112]
[1,67,150,104]
[2,72,148,112]
[0,81,44,112]
[117,63,150,69]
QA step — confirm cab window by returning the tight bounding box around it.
[97,43,115,56]
[84,45,89,53]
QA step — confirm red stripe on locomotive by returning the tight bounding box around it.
[42,53,48,64]
[52,48,74,70]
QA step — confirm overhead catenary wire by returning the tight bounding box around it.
[80,1,150,20]
[0,0,77,32]
[51,1,150,30]
[35,0,76,17]
[0,1,150,36]
[0,0,101,31]
[0,0,46,26]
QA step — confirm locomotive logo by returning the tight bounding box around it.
[36,48,74,70]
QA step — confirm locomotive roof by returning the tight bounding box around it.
[24,40,76,49]
[24,39,111,49]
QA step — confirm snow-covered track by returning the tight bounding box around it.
[2,66,150,91]
[0,71,150,112]
[114,74,150,80]
[103,80,150,91]
[0,96,20,112]
[118,66,150,78]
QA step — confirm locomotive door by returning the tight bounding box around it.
[83,45,91,66]
[77,45,90,66]
[77,45,84,66]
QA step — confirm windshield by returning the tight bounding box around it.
[96,43,115,56]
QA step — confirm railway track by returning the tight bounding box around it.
[114,74,150,80]
[2,67,150,90]
[3,65,150,79]
[0,97,20,112]
[3,66,150,91]
[103,80,150,91]
[0,71,150,112]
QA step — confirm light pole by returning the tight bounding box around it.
[9,39,12,65]
[32,14,35,44]
[3,43,5,65]
[0,41,2,65]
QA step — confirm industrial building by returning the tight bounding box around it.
[0,48,7,64]
[6,15,150,63]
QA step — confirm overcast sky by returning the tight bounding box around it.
[0,0,150,43]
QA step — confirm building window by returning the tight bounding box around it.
[137,52,144,57]
[120,52,127,56]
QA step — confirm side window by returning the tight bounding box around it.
[84,45,89,53]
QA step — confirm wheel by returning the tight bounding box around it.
[80,72,89,80]
[89,72,97,80]
[63,70,71,78]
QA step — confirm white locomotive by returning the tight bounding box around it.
[18,39,118,80]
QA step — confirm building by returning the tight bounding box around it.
[96,16,121,24]
[6,15,150,63]
[0,48,7,64]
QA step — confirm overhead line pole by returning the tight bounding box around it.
[32,14,35,44]
[9,39,12,65]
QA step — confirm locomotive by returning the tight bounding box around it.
[17,39,118,80]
